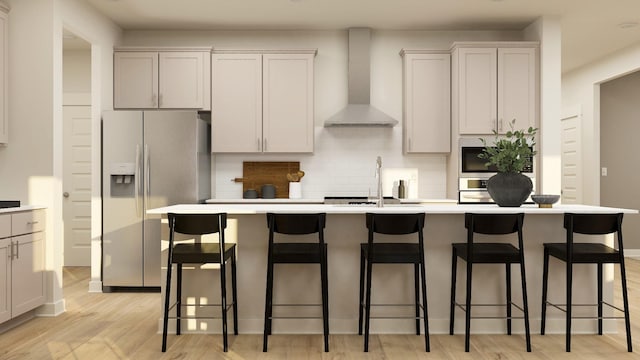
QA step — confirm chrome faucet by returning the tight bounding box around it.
[376,156,383,207]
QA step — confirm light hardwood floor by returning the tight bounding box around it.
[2,260,640,359]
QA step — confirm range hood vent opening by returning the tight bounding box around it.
[324,28,399,127]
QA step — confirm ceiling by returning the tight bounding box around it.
[82,0,640,73]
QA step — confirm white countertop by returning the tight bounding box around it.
[205,198,457,204]
[148,203,638,215]
[0,205,47,214]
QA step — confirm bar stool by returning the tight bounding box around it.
[162,213,238,352]
[359,213,430,352]
[541,213,632,352]
[449,213,531,352]
[263,213,329,352]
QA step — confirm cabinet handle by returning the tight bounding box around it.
[15,240,18,259]
[9,242,12,260]
[158,94,163,108]
[27,221,39,225]
[498,119,503,132]
[152,94,157,107]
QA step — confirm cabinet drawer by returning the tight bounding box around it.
[11,210,45,236]
[0,214,9,239]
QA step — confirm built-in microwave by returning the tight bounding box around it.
[459,138,534,177]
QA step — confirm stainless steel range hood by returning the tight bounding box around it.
[324,28,399,127]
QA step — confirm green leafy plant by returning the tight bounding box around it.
[479,120,537,173]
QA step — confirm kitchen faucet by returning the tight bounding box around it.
[376,156,383,207]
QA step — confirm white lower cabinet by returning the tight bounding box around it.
[0,210,45,325]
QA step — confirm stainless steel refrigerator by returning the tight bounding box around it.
[102,110,210,290]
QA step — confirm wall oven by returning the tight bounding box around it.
[458,138,536,204]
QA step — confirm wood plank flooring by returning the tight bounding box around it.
[1,260,640,359]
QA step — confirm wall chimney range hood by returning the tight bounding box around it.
[324,28,399,127]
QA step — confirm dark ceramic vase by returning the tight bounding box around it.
[487,172,533,207]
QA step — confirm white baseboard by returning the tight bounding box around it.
[624,249,640,258]
[35,299,66,317]
[89,280,103,293]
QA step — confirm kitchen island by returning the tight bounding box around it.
[147,203,636,336]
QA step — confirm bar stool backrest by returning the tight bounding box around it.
[564,213,623,235]
[267,213,326,235]
[366,213,425,235]
[465,213,523,236]
[168,213,227,235]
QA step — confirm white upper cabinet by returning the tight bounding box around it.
[114,48,211,110]
[0,4,9,144]
[452,43,538,135]
[211,50,316,153]
[211,53,263,153]
[401,50,451,153]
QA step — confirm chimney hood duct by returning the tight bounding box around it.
[324,28,399,127]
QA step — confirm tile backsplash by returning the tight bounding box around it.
[213,126,447,199]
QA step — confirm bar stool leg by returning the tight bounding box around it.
[231,249,239,336]
[414,263,420,335]
[263,256,274,352]
[465,260,472,352]
[419,257,430,352]
[566,261,573,352]
[363,259,374,352]
[321,245,330,352]
[220,260,229,352]
[520,255,532,352]
[506,263,512,335]
[540,247,550,335]
[597,263,603,335]
[176,264,182,336]
[449,247,457,335]
[162,254,173,352]
[358,247,365,336]
[619,257,633,352]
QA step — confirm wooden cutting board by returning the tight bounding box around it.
[241,161,300,198]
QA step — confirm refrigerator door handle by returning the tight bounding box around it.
[145,144,150,212]
[135,144,141,217]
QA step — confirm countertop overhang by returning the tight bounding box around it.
[148,203,638,215]
[0,205,47,214]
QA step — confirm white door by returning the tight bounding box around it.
[63,105,92,266]
[561,110,583,204]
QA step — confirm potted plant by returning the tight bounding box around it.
[479,120,537,207]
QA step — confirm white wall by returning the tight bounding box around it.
[123,29,523,199]
[63,49,91,95]
[524,17,562,196]
[0,0,120,311]
[562,41,640,205]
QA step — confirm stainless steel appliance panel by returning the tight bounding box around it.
[102,110,211,289]
[102,111,145,287]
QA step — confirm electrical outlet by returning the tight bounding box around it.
[601,167,608,176]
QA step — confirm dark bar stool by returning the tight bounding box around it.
[263,213,329,352]
[162,213,238,352]
[449,213,531,352]
[541,212,632,352]
[359,213,429,352]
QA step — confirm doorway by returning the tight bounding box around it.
[63,29,92,266]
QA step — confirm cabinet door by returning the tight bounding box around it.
[211,53,263,152]
[0,9,7,144]
[403,53,451,153]
[11,232,45,318]
[158,52,208,109]
[456,48,497,135]
[497,47,537,133]
[0,238,10,323]
[262,54,314,153]
[114,52,159,109]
